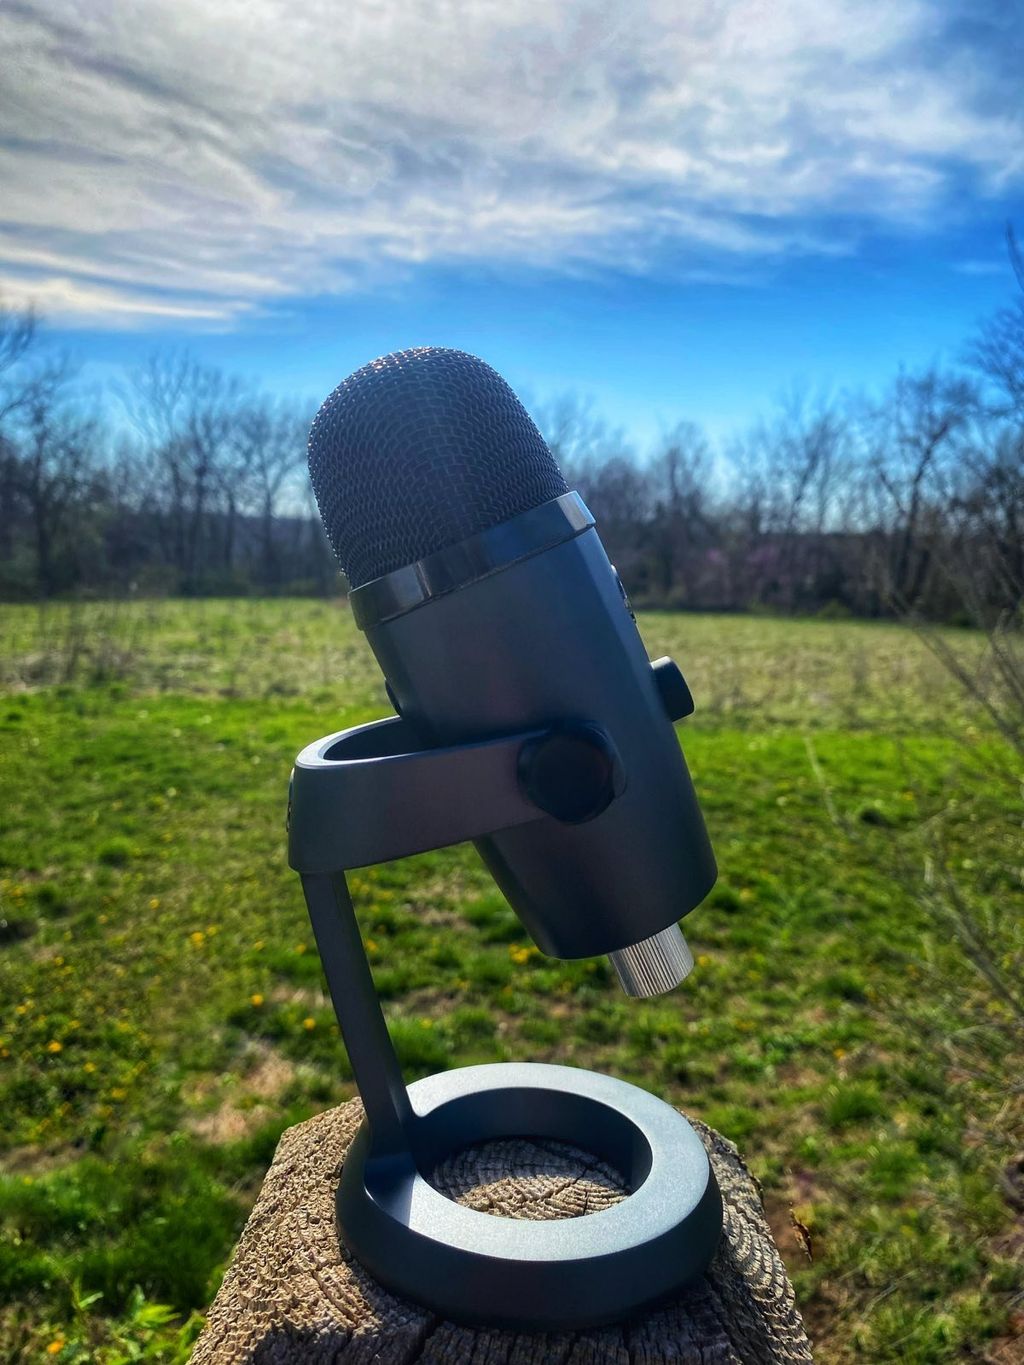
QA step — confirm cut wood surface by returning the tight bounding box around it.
[193,1097,813,1364]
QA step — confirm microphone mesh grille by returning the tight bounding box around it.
[308,347,568,588]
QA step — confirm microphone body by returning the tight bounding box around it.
[355,502,716,962]
[309,347,716,992]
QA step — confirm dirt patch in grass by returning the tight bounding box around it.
[191,1102,272,1144]
[187,1043,297,1145]
[0,1143,78,1176]
[245,1046,296,1100]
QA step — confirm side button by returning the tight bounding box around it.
[651,657,695,722]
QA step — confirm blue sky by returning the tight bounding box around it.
[2,0,1022,448]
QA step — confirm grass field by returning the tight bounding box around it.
[0,600,1021,1362]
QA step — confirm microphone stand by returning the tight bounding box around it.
[289,715,722,1331]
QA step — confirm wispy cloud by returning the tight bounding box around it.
[1,0,1021,326]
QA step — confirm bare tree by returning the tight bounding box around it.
[647,422,714,602]
[123,355,243,585]
[0,301,36,426]
[726,392,851,610]
[534,392,613,482]
[18,383,100,595]
[234,398,308,587]
[969,225,1024,421]
[863,369,974,611]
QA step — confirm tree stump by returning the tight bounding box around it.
[193,1097,813,1364]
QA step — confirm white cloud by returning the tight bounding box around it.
[0,0,1020,326]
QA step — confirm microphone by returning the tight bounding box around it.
[308,347,716,996]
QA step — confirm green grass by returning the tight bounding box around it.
[0,600,1021,1362]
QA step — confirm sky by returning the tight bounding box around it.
[2,0,1023,447]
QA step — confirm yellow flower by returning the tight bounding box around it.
[697,954,712,968]
[83,1061,96,1073]
[46,1341,64,1355]
[110,1087,127,1101]
[294,943,307,954]
[250,994,264,1008]
[149,898,160,910]
[302,1017,316,1031]
[46,1040,63,1054]
[189,931,205,947]
[252,940,264,951]
[834,1048,847,1060]
[365,939,378,953]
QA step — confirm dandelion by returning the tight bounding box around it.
[294,943,307,954]
[83,1061,96,1073]
[149,898,160,910]
[46,1040,63,1054]
[365,939,378,953]
[46,1340,64,1355]
[189,930,205,947]
[250,994,264,1008]
[110,1087,127,1101]
[252,940,264,951]
[697,954,712,968]
[420,1019,433,1029]
[834,1048,847,1060]
[302,1017,316,1031]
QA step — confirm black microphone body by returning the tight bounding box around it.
[309,347,716,980]
[360,516,714,959]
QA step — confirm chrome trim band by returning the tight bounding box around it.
[349,491,595,629]
[609,926,695,997]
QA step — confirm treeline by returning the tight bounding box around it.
[0,335,334,599]
[1,240,1023,623]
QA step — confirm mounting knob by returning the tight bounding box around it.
[651,657,695,722]
[518,724,625,824]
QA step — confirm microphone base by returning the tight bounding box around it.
[336,1062,722,1331]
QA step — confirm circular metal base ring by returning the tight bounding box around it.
[337,1062,722,1331]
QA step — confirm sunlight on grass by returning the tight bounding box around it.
[0,600,1020,1362]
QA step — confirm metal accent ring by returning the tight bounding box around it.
[349,492,594,628]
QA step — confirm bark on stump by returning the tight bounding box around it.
[193,1097,813,1364]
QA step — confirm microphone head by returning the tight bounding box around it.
[308,347,568,588]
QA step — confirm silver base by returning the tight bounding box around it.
[608,925,694,997]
